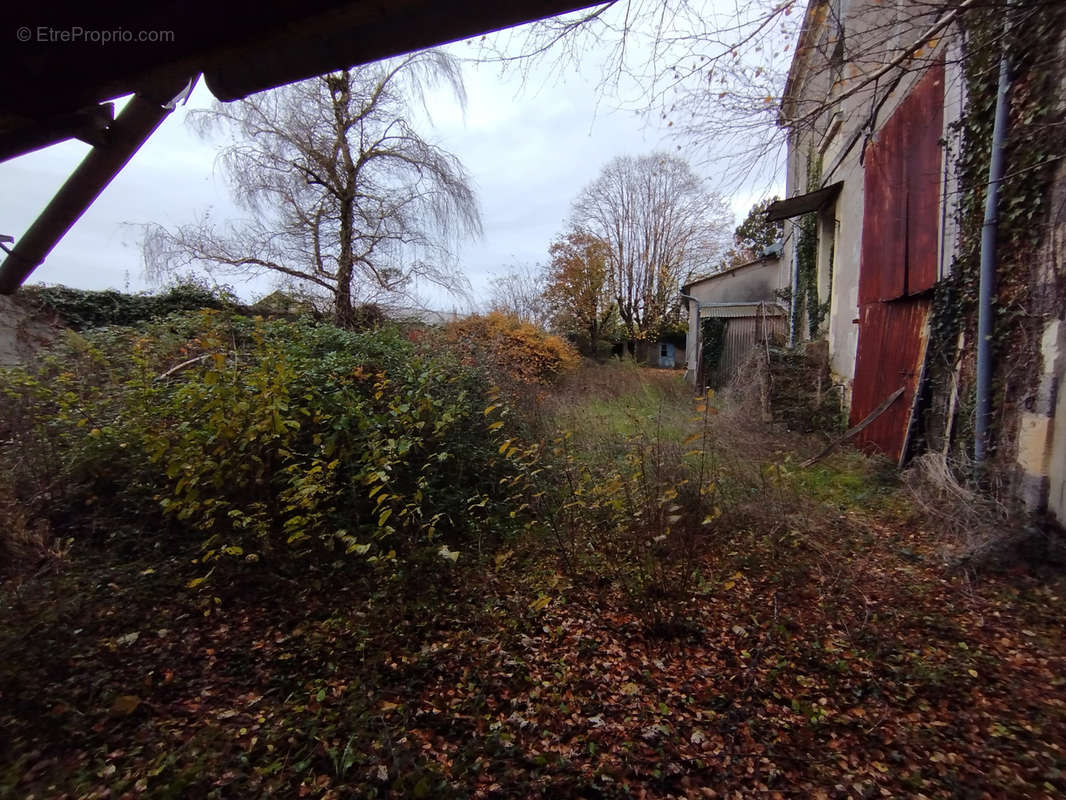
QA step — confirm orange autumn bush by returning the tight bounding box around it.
[441,312,579,388]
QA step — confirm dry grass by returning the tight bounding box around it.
[708,348,829,480]
[540,359,692,445]
[903,452,1029,568]
[527,359,907,629]
[0,482,54,579]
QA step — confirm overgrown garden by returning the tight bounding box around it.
[1,306,1064,798]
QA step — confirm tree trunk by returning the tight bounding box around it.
[334,270,353,326]
[335,195,355,327]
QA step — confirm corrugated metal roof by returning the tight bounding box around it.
[699,303,787,319]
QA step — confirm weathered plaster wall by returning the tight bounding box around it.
[686,307,698,379]
[1013,19,1066,520]
[1049,344,1066,522]
[779,0,965,403]
[822,156,862,388]
[1017,321,1065,517]
[689,259,785,305]
[1026,155,1066,520]
[0,294,59,367]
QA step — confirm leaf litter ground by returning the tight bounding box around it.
[2,470,1065,799]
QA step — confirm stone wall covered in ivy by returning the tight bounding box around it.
[918,2,1066,512]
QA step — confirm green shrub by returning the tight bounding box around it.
[0,312,530,580]
[0,327,162,537]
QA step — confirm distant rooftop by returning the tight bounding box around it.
[682,241,783,293]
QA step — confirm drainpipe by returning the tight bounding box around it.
[974,26,1012,466]
[680,292,704,388]
[789,220,800,349]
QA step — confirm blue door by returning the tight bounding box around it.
[658,342,675,368]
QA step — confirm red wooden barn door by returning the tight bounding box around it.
[851,62,944,461]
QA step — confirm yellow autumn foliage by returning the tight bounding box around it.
[442,312,579,386]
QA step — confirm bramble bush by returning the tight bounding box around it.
[0,312,532,581]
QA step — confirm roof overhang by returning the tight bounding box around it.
[0,0,601,293]
[1,1,600,158]
[765,181,843,221]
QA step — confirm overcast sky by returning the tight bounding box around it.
[0,16,782,311]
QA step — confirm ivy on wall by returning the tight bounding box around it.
[793,150,829,342]
[700,317,727,388]
[922,1,1066,467]
[19,283,239,330]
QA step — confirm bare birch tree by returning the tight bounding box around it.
[570,152,732,342]
[144,50,481,326]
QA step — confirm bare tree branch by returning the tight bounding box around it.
[487,264,553,328]
[144,50,480,325]
[569,152,733,341]
[473,0,1046,191]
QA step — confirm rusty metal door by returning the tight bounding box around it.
[851,299,931,461]
[851,62,944,461]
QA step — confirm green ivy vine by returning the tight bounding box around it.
[700,317,727,388]
[19,282,238,330]
[794,150,829,342]
[924,0,1066,462]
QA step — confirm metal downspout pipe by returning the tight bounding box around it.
[789,220,799,349]
[680,292,704,388]
[975,30,1012,465]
